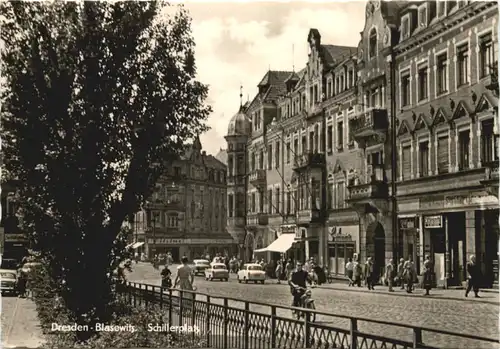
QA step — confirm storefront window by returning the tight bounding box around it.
[328,246,336,274]
[337,246,345,275]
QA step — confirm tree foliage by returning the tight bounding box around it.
[1,0,210,340]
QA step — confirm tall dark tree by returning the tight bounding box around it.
[0,1,210,339]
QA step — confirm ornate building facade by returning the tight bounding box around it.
[133,137,232,262]
[225,0,498,287]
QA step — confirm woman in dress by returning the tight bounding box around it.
[422,255,433,296]
[174,256,195,308]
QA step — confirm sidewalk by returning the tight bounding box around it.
[1,297,44,348]
[309,280,500,304]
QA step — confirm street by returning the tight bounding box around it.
[127,262,499,349]
[1,296,44,348]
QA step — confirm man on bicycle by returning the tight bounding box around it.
[288,261,310,307]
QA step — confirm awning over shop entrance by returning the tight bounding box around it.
[131,242,144,249]
[254,233,295,253]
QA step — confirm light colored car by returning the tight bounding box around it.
[205,263,229,281]
[0,269,18,295]
[192,259,210,276]
[237,263,266,284]
[21,262,42,274]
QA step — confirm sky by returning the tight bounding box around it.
[180,1,367,156]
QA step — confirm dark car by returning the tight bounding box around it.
[0,269,18,295]
[192,259,210,276]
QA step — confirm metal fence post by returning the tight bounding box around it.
[350,318,358,349]
[145,284,149,307]
[133,283,137,308]
[168,288,173,327]
[159,286,163,309]
[179,291,184,326]
[271,306,277,348]
[191,291,196,341]
[304,310,311,348]
[244,302,249,349]
[223,298,228,349]
[413,328,423,348]
[206,296,211,347]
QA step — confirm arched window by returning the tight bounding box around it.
[369,28,377,59]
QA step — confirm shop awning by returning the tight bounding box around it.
[125,242,135,249]
[254,233,295,253]
[131,242,144,249]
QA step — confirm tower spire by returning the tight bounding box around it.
[239,85,243,108]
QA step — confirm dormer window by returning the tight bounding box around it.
[401,16,410,40]
[438,1,446,17]
[419,5,428,27]
[369,28,377,59]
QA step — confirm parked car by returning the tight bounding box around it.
[192,259,210,276]
[237,263,266,284]
[0,269,18,295]
[21,262,42,274]
[205,263,229,281]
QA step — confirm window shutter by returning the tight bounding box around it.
[402,146,412,180]
[437,136,449,174]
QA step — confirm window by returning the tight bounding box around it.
[286,142,291,164]
[301,136,307,154]
[228,194,234,217]
[458,130,470,170]
[419,6,427,27]
[436,54,448,94]
[457,44,469,86]
[479,33,494,78]
[335,182,345,209]
[402,17,410,39]
[327,184,333,209]
[437,135,449,174]
[348,70,354,88]
[419,141,429,177]
[275,188,280,214]
[167,215,179,227]
[337,121,344,150]
[438,2,446,17]
[236,193,245,216]
[267,189,273,214]
[327,125,333,151]
[369,29,377,59]
[309,131,315,153]
[481,119,499,163]
[251,153,255,172]
[267,145,272,169]
[275,142,280,168]
[293,138,299,157]
[402,145,412,180]
[418,66,428,101]
[401,72,410,106]
[259,192,264,212]
[259,150,264,169]
[251,193,256,212]
[286,191,291,214]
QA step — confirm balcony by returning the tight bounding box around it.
[293,152,326,171]
[349,108,388,139]
[347,164,388,202]
[248,169,266,188]
[307,103,323,118]
[296,208,323,225]
[246,213,269,228]
[481,160,499,197]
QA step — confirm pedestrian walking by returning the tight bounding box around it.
[285,259,294,280]
[422,255,433,296]
[397,258,405,290]
[385,259,395,292]
[275,262,283,284]
[403,256,416,293]
[345,258,354,286]
[352,259,362,287]
[174,256,195,308]
[365,257,375,290]
[465,255,481,298]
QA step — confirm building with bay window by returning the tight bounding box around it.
[133,137,232,262]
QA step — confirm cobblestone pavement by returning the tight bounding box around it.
[128,263,499,349]
[1,296,44,348]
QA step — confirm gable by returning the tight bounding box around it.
[452,101,470,120]
[332,159,346,175]
[476,94,493,113]
[414,114,427,131]
[432,108,448,127]
[397,119,411,136]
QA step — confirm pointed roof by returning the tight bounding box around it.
[476,93,495,113]
[321,45,356,67]
[397,119,412,136]
[284,71,299,83]
[414,113,430,131]
[431,107,449,127]
[215,149,228,165]
[451,100,472,120]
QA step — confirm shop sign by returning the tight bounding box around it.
[148,238,185,245]
[4,234,27,242]
[399,217,417,230]
[280,225,296,234]
[328,226,354,243]
[331,234,353,242]
[445,193,498,208]
[148,238,234,245]
[424,215,442,229]
[419,196,444,210]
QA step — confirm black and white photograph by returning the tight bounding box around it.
[0,1,498,348]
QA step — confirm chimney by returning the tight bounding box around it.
[202,151,206,156]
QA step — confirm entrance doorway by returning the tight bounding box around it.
[484,209,499,288]
[373,223,386,280]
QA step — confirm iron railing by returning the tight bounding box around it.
[117,281,499,349]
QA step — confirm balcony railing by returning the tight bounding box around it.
[246,213,268,227]
[296,208,323,224]
[248,169,266,188]
[348,181,388,201]
[350,108,388,139]
[293,152,326,171]
[484,160,499,181]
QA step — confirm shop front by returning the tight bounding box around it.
[146,237,236,263]
[398,216,420,274]
[326,225,359,276]
[294,225,322,263]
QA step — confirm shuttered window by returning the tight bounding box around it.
[437,136,449,174]
[402,146,412,180]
